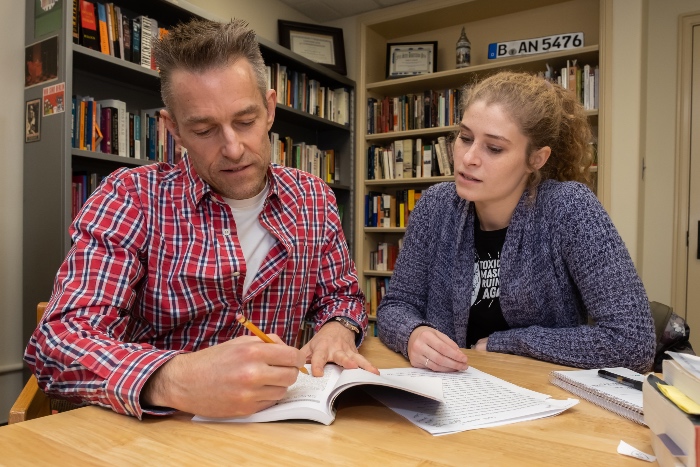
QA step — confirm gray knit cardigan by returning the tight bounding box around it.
[377,180,656,373]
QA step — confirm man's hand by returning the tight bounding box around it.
[141,335,306,418]
[407,326,468,372]
[301,321,379,377]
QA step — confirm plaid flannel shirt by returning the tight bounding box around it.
[24,155,366,418]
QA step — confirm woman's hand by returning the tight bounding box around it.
[407,326,469,372]
[474,337,489,351]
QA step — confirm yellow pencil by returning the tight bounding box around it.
[236,313,309,375]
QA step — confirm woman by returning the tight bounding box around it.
[377,71,655,373]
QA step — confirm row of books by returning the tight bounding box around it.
[365,189,422,228]
[267,64,350,126]
[269,132,338,184]
[296,320,316,348]
[366,59,599,136]
[367,88,462,134]
[369,242,399,272]
[71,96,182,164]
[365,276,390,317]
[540,60,599,110]
[643,354,700,466]
[72,172,105,219]
[73,0,165,71]
[366,321,379,338]
[368,136,453,180]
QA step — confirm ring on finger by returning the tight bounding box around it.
[425,357,430,367]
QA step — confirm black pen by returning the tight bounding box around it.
[597,369,643,391]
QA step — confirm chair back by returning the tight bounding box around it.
[8,302,51,424]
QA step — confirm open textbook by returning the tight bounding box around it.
[193,365,578,435]
[193,364,445,426]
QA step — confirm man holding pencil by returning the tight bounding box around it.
[24,18,377,420]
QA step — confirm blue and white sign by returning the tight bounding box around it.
[488,32,584,60]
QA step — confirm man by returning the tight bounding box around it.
[25,18,377,420]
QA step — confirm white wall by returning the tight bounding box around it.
[187,0,313,41]
[0,2,26,424]
[641,0,700,306]
[608,0,646,266]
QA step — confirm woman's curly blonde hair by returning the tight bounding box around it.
[458,71,594,196]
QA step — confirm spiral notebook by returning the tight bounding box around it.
[549,367,645,425]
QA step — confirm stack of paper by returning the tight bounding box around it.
[367,367,578,436]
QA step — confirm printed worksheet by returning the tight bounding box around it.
[366,367,578,436]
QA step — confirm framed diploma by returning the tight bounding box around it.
[386,41,438,79]
[278,20,347,76]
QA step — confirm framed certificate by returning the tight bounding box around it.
[386,41,438,79]
[278,20,347,76]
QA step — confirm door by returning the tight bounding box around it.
[686,25,700,350]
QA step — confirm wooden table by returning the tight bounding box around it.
[1,337,653,466]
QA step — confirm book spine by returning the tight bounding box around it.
[129,113,135,158]
[100,107,111,153]
[121,11,132,62]
[72,0,81,44]
[110,109,118,155]
[139,16,153,69]
[96,3,110,55]
[79,1,100,51]
[131,17,141,65]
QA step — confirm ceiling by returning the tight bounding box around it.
[277,0,415,23]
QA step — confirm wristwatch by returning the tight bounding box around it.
[328,316,360,335]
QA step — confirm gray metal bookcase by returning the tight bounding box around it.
[22,0,355,344]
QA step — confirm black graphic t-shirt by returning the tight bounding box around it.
[466,216,510,347]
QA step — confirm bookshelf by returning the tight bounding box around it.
[355,0,608,328]
[22,0,356,344]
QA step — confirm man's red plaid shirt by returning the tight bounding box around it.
[24,156,366,418]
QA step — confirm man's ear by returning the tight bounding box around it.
[529,146,551,171]
[160,109,182,147]
[265,89,276,131]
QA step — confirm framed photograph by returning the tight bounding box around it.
[278,20,347,76]
[25,98,41,143]
[25,35,59,88]
[386,41,438,79]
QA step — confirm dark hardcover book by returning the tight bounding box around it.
[430,91,438,129]
[423,90,431,129]
[431,141,439,176]
[111,109,119,155]
[147,116,156,160]
[85,99,94,151]
[129,113,135,158]
[72,0,81,44]
[367,98,376,134]
[100,107,112,154]
[364,194,370,227]
[120,8,134,62]
[79,1,100,51]
[131,16,141,65]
